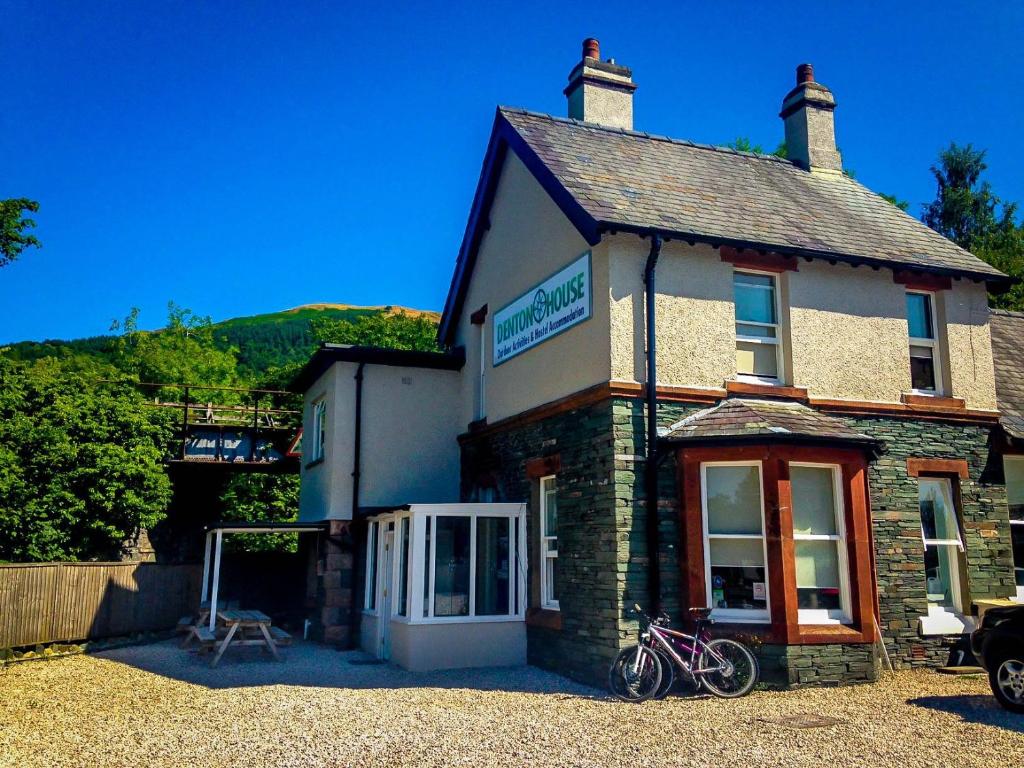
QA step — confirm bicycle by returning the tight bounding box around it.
[608,604,759,702]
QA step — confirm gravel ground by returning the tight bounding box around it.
[1,640,1021,767]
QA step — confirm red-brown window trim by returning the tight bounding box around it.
[906,458,969,479]
[720,246,799,273]
[893,270,952,292]
[526,454,561,479]
[675,444,877,646]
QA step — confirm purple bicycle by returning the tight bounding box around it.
[608,605,759,702]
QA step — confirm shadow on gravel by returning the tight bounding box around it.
[908,695,1024,733]
[94,639,607,698]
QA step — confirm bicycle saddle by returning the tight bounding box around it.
[688,607,713,620]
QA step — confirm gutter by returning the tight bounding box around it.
[643,233,664,613]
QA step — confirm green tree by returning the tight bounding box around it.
[111,302,242,401]
[0,198,40,267]
[921,142,1022,309]
[0,357,174,561]
[218,474,300,553]
[311,310,440,351]
[879,193,910,212]
[724,138,788,158]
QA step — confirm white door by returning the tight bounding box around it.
[379,527,394,660]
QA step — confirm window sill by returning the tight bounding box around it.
[526,608,562,630]
[726,380,809,401]
[917,606,974,636]
[902,392,965,410]
[305,457,325,470]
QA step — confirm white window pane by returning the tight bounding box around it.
[434,516,470,617]
[709,537,765,567]
[907,293,934,339]
[795,540,840,589]
[925,544,960,607]
[736,340,778,378]
[735,274,777,324]
[475,517,510,616]
[705,465,763,535]
[544,491,558,534]
[1006,457,1024,522]
[791,466,838,535]
[736,322,777,339]
[919,479,960,542]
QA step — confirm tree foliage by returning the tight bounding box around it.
[310,310,440,351]
[0,198,40,268]
[921,142,1023,310]
[218,473,301,553]
[0,357,174,562]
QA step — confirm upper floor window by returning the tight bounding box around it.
[734,271,781,384]
[539,475,559,610]
[906,291,941,394]
[311,399,326,462]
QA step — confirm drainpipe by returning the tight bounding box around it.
[644,233,664,614]
[352,362,366,515]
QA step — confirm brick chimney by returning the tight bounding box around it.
[780,63,842,172]
[564,38,637,130]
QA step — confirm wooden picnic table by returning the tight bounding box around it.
[210,609,281,668]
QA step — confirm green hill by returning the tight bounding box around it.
[0,303,440,379]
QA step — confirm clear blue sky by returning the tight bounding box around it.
[2,1,1022,343]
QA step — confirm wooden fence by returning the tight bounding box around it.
[0,562,203,648]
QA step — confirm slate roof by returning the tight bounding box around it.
[660,398,878,446]
[990,309,1024,439]
[499,107,1005,281]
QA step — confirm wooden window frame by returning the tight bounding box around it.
[311,398,327,462]
[676,444,877,645]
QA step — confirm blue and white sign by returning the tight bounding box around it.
[492,251,592,366]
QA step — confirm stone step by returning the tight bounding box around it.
[936,666,985,676]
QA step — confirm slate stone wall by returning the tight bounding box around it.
[460,398,623,685]
[461,395,1014,685]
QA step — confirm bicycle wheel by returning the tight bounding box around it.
[608,645,663,703]
[652,648,676,700]
[698,639,759,698]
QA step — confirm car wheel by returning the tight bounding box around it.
[989,653,1024,713]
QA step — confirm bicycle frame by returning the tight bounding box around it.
[645,622,730,679]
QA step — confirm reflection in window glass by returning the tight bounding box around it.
[918,478,964,610]
[703,463,768,618]
[906,293,934,339]
[365,522,377,611]
[475,517,510,616]
[422,516,431,617]
[734,272,781,382]
[398,517,410,617]
[735,273,777,324]
[434,517,471,616]
[1004,457,1024,589]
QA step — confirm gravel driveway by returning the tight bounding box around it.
[1,640,1020,767]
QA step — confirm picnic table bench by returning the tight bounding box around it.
[180,608,292,667]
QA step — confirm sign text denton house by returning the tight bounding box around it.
[493,251,591,365]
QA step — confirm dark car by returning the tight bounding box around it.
[971,605,1024,712]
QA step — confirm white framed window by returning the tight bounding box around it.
[701,461,770,622]
[791,463,852,624]
[1004,456,1024,601]
[539,476,559,610]
[311,398,327,462]
[375,505,526,624]
[906,291,943,395]
[734,270,783,384]
[918,477,965,611]
[364,521,379,612]
[475,321,487,421]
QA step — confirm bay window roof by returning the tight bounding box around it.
[660,398,879,449]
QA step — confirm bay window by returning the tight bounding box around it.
[701,462,770,622]
[734,271,782,383]
[907,291,941,394]
[1004,457,1024,600]
[917,478,965,611]
[540,476,559,610]
[791,464,851,624]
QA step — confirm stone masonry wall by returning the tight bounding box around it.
[462,394,1013,685]
[460,399,620,685]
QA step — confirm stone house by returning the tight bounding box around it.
[289,40,1021,686]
